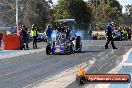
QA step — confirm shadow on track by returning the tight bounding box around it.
[66,81,84,88]
[49,50,101,56]
[79,50,101,54]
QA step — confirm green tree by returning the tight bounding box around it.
[52,0,92,29]
[0,0,16,26]
[87,0,122,30]
[20,0,52,30]
[0,0,52,31]
[121,4,132,26]
[125,4,132,16]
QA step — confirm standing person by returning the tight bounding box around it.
[31,24,38,49]
[0,31,3,47]
[18,25,22,36]
[105,22,117,49]
[128,27,132,41]
[120,27,123,40]
[123,27,128,41]
[89,29,92,37]
[20,25,29,50]
[45,24,53,42]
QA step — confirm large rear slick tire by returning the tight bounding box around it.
[70,45,74,54]
[46,44,51,55]
[76,36,82,53]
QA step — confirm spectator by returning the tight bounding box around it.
[123,27,128,41]
[31,24,38,49]
[0,31,3,47]
[20,25,29,50]
[128,27,132,41]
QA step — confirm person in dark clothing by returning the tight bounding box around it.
[123,27,128,41]
[45,24,52,42]
[105,22,117,49]
[119,27,123,40]
[128,27,132,41]
[64,26,70,39]
[20,25,29,50]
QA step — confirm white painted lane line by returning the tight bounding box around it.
[108,48,132,88]
[121,63,132,66]
[92,48,132,88]
[83,45,105,46]
[25,58,97,88]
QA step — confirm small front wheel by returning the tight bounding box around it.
[76,75,86,85]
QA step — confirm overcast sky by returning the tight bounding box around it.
[52,0,132,13]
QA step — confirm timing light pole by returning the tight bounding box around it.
[95,0,97,31]
[16,0,18,34]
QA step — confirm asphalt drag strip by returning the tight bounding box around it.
[66,47,130,88]
[30,41,132,88]
[0,40,131,88]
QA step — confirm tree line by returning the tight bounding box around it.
[0,0,132,31]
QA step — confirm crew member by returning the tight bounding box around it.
[64,26,70,39]
[105,22,117,49]
[45,24,53,42]
[31,24,38,49]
